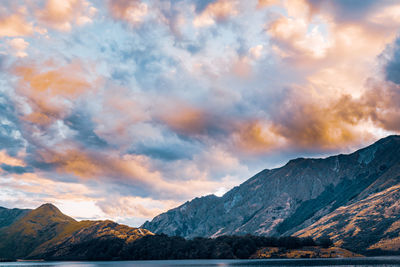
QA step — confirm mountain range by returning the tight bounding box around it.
[143,135,400,254]
[0,204,332,260]
[1,135,400,259]
[0,204,152,260]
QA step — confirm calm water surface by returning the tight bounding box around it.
[1,257,400,267]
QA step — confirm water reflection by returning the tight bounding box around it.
[1,257,400,267]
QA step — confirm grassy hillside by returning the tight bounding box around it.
[0,203,152,260]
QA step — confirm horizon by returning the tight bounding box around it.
[1,134,397,226]
[1,0,400,227]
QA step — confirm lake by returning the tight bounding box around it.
[1,257,400,267]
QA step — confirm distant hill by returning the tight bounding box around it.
[0,203,152,260]
[143,135,400,254]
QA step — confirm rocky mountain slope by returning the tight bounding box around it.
[296,183,400,253]
[143,135,400,253]
[0,206,31,228]
[0,203,152,260]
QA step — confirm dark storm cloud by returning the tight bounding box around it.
[192,0,218,13]
[1,164,33,174]
[64,111,108,149]
[385,38,400,85]
[307,0,387,22]
[0,94,25,156]
[131,138,201,161]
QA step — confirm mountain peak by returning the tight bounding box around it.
[37,203,59,212]
[24,203,76,225]
[144,135,400,241]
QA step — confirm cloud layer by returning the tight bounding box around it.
[0,0,400,226]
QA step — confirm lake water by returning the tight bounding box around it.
[1,257,400,267]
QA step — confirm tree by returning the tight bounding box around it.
[318,236,333,248]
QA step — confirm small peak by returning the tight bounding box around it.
[30,203,76,222]
[39,203,57,208]
[36,203,60,212]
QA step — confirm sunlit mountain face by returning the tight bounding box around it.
[0,0,399,227]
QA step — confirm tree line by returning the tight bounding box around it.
[41,234,333,260]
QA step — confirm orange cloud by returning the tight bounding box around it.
[107,0,148,26]
[36,0,96,31]
[13,60,94,125]
[0,150,25,167]
[33,147,231,200]
[268,15,331,60]
[257,0,279,8]
[0,14,33,37]
[232,56,252,78]
[35,148,164,188]
[0,0,95,37]
[160,104,209,135]
[233,121,285,154]
[7,38,29,58]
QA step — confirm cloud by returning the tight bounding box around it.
[97,196,179,219]
[267,15,331,60]
[257,0,278,8]
[2,0,400,226]
[7,38,29,58]
[0,5,34,37]
[0,95,26,156]
[0,0,95,38]
[35,0,96,31]
[107,0,148,26]
[385,38,400,85]
[0,150,25,167]
[193,0,238,27]
[232,120,285,153]
[306,0,383,22]
[361,79,400,132]
[160,104,212,135]
[13,60,95,126]
[64,111,108,149]
[1,164,33,174]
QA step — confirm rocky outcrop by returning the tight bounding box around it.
[296,183,400,253]
[143,135,400,253]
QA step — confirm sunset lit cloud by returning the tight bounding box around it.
[0,0,400,226]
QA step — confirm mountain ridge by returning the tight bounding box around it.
[143,135,400,253]
[0,203,152,260]
[0,206,31,229]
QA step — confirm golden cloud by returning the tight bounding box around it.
[13,60,94,125]
[36,0,96,31]
[0,14,33,37]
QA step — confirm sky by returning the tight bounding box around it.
[0,0,400,227]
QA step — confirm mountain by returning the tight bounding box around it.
[0,203,152,260]
[0,206,31,228]
[32,220,152,260]
[296,183,400,254]
[143,135,400,253]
